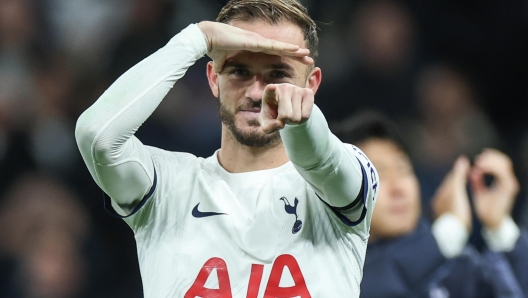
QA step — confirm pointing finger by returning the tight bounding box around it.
[263,84,278,104]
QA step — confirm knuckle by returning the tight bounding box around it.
[292,114,302,122]
[280,112,293,119]
[283,84,294,91]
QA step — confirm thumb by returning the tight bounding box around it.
[213,59,226,73]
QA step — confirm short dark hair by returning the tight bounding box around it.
[216,0,319,62]
[332,111,410,156]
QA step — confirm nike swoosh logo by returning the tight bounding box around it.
[192,203,227,218]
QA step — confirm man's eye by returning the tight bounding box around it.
[271,71,288,78]
[233,69,250,76]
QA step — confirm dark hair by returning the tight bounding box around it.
[332,111,410,155]
[216,0,319,62]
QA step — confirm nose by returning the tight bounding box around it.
[385,175,406,200]
[245,77,266,101]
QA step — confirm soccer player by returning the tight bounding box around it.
[75,0,379,297]
[334,112,528,297]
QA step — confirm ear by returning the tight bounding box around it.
[306,67,322,95]
[206,61,219,98]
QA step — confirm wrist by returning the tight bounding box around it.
[432,213,469,258]
[482,216,504,230]
[482,216,520,252]
[197,21,212,52]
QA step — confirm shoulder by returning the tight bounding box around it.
[146,146,203,171]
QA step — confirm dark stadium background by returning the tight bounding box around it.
[0,0,526,296]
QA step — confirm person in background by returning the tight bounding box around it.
[317,0,420,123]
[333,112,528,298]
[405,63,500,212]
[0,173,90,298]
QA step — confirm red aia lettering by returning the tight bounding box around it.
[246,264,264,298]
[264,254,311,298]
[186,254,311,298]
[184,257,232,298]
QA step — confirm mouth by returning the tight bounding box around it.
[234,101,262,124]
[391,205,409,215]
[237,110,261,124]
[237,102,261,116]
[239,108,261,113]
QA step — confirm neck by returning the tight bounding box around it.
[218,128,289,173]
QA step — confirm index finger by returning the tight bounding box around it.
[262,84,278,104]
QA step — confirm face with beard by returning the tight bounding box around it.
[217,90,282,148]
[206,20,318,149]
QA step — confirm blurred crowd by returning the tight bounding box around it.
[0,0,527,297]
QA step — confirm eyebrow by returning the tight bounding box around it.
[223,61,248,70]
[268,63,295,73]
[222,61,296,73]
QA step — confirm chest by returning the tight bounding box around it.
[134,169,360,297]
[176,176,318,255]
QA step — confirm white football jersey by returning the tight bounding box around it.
[107,145,378,297]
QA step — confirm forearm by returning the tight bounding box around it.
[75,24,207,209]
[280,105,363,208]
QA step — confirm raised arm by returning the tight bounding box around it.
[75,22,313,217]
[260,84,378,228]
[469,149,528,294]
[430,156,472,258]
[75,24,208,216]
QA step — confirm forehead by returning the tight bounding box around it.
[230,19,305,46]
[360,139,410,166]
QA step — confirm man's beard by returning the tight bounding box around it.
[217,96,282,148]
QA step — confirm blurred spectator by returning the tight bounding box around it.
[0,0,48,196]
[318,0,420,122]
[334,112,528,298]
[405,63,500,212]
[29,54,79,176]
[0,173,90,298]
[45,0,129,66]
[107,0,175,80]
[402,0,528,138]
[0,0,40,132]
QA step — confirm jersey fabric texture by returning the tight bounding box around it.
[75,23,379,297]
[113,147,377,297]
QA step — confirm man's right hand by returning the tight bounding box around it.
[197,21,313,73]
